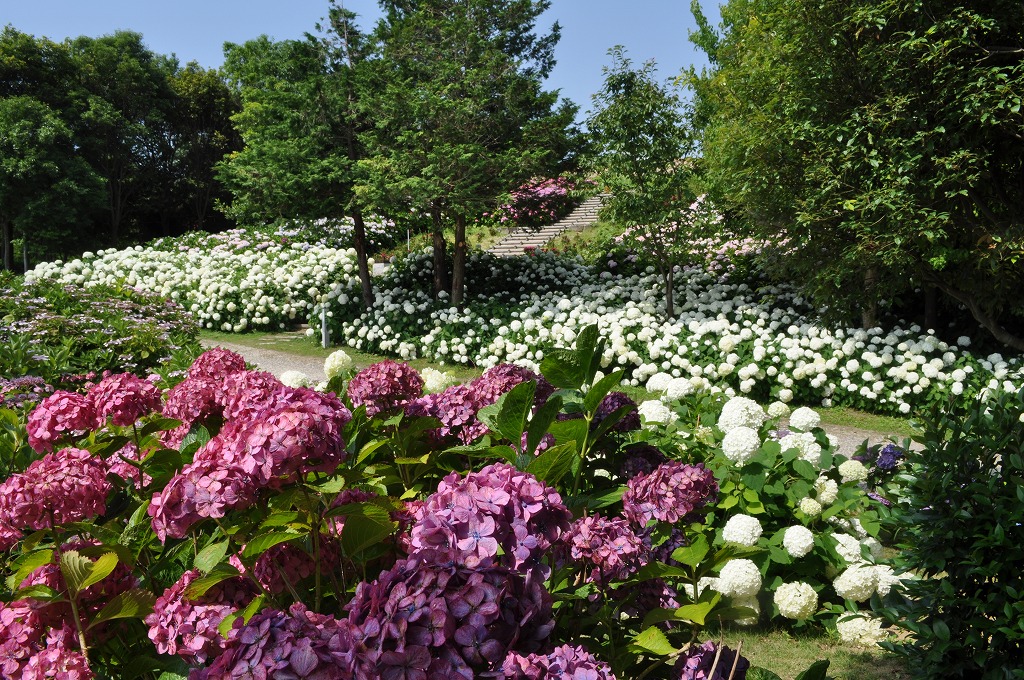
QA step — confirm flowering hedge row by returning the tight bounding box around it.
[24,224,373,333]
[0,327,898,678]
[320,248,1023,417]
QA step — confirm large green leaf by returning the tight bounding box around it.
[6,549,53,590]
[525,394,562,456]
[194,540,230,574]
[630,626,677,656]
[87,588,157,629]
[583,369,624,413]
[241,531,304,560]
[478,381,535,443]
[671,533,710,567]
[540,348,585,390]
[339,504,396,556]
[525,442,577,486]
[794,659,831,680]
[60,550,118,597]
[185,564,241,599]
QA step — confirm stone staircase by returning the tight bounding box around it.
[487,194,606,257]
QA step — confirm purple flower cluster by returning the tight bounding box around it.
[410,463,571,574]
[25,391,96,452]
[0,376,52,410]
[676,641,749,680]
[345,549,553,677]
[619,443,668,480]
[146,569,258,664]
[593,392,640,434]
[564,515,650,585]
[347,360,424,416]
[88,373,162,427]
[622,462,718,527]
[195,603,358,679]
[0,448,111,550]
[503,644,616,679]
[19,625,93,680]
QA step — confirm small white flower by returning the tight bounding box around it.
[789,406,821,431]
[814,477,839,505]
[767,401,790,419]
[722,514,763,546]
[838,459,869,483]
[773,581,818,620]
[783,525,814,558]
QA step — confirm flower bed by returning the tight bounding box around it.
[0,329,891,678]
[319,248,1023,417]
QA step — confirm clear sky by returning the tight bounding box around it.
[3,1,720,116]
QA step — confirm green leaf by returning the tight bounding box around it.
[6,549,54,590]
[794,659,831,680]
[548,418,588,451]
[748,667,784,680]
[630,625,677,656]
[340,504,397,555]
[792,460,818,480]
[540,348,584,390]
[583,369,624,413]
[241,531,303,560]
[525,442,577,485]
[60,550,118,597]
[483,381,535,443]
[194,540,230,574]
[672,533,710,567]
[525,395,563,456]
[185,564,241,599]
[356,440,388,465]
[179,424,211,458]
[87,588,157,629]
[14,584,62,602]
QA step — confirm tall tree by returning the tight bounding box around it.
[358,0,578,304]
[586,47,698,318]
[690,0,1024,347]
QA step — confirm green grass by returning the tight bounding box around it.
[545,217,623,261]
[710,626,911,680]
[816,407,919,439]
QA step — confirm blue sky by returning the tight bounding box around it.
[4,1,720,116]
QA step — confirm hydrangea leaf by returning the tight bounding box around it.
[541,348,585,390]
[526,442,577,486]
[525,395,562,456]
[794,659,831,680]
[583,369,624,413]
[60,550,118,597]
[185,563,241,600]
[671,533,710,567]
[241,531,304,560]
[337,504,396,556]
[629,625,677,656]
[6,548,54,590]
[87,588,157,629]
[193,539,230,574]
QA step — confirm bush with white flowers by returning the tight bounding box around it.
[774,582,818,620]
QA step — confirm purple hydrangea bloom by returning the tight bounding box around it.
[618,443,668,480]
[593,392,640,434]
[563,514,650,585]
[622,462,718,527]
[874,443,905,471]
[675,640,749,680]
[503,644,616,679]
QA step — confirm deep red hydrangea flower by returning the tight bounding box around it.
[347,360,424,416]
[0,448,111,545]
[502,644,616,679]
[410,462,571,575]
[622,462,718,527]
[25,391,96,452]
[195,603,358,680]
[345,549,553,677]
[218,370,287,423]
[187,347,247,381]
[146,569,257,664]
[564,514,650,585]
[593,391,640,434]
[676,640,750,680]
[89,373,162,427]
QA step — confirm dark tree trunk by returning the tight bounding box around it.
[1,219,11,271]
[924,285,939,331]
[861,267,879,329]
[929,275,1024,352]
[351,208,375,309]
[430,204,449,298]
[662,265,675,319]
[451,213,467,306]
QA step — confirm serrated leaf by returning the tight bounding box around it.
[630,625,677,656]
[541,348,584,389]
[60,550,117,597]
[525,442,577,485]
[356,440,388,465]
[672,533,711,567]
[241,531,303,560]
[548,417,588,450]
[792,460,818,480]
[87,588,157,629]
[14,584,62,602]
[525,395,562,456]
[179,424,211,458]
[194,540,230,573]
[185,564,240,599]
[340,504,396,555]
[7,549,54,590]
[494,381,536,443]
[583,369,624,413]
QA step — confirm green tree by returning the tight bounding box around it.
[358,0,578,304]
[586,47,699,318]
[690,0,1024,348]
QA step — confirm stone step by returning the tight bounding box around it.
[488,194,607,258]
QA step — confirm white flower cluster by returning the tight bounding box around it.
[324,349,354,380]
[280,370,312,388]
[721,426,761,464]
[814,477,839,505]
[773,581,818,620]
[836,613,886,646]
[718,397,768,432]
[783,525,815,558]
[421,367,459,394]
[779,431,823,465]
[833,563,899,602]
[722,514,763,546]
[637,400,677,427]
[766,401,790,419]
[788,406,821,431]
[717,558,762,598]
[838,459,869,483]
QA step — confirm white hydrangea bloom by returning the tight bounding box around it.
[721,426,761,464]
[780,432,823,466]
[733,595,760,626]
[717,559,762,598]
[862,536,883,560]
[645,372,672,393]
[421,367,458,394]
[767,401,790,419]
[838,459,869,483]
[831,533,864,564]
[638,400,676,426]
[874,565,900,597]
[814,477,839,505]
[789,406,821,431]
[833,564,878,602]
[799,497,823,517]
[836,613,885,646]
[280,370,312,388]
[722,514,763,546]
[324,349,354,379]
[718,397,767,432]
[773,581,818,620]
[783,525,815,558]
[665,377,694,400]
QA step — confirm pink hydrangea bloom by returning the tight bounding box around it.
[503,644,616,679]
[564,514,650,585]
[0,448,111,545]
[162,374,224,447]
[622,461,718,526]
[25,391,96,452]
[187,348,246,381]
[347,360,424,416]
[20,625,93,680]
[89,373,162,427]
[106,442,151,489]
[218,370,287,423]
[228,539,339,596]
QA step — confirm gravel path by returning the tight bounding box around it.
[201,337,917,452]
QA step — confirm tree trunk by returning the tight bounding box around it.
[430,205,449,298]
[351,208,375,309]
[929,275,1024,352]
[1,219,11,271]
[924,285,939,331]
[451,213,467,306]
[663,266,675,319]
[861,267,878,329]
[22,234,27,273]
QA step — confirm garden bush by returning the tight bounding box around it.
[876,388,1024,678]
[486,176,582,230]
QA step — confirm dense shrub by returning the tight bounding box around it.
[877,388,1024,678]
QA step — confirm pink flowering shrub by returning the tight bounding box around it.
[622,461,718,526]
[347,360,424,416]
[564,514,650,585]
[187,348,247,381]
[25,391,95,452]
[490,177,579,229]
[503,644,617,679]
[88,373,162,427]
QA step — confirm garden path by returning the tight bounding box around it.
[200,336,916,454]
[487,194,606,256]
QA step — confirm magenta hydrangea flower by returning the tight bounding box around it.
[618,443,668,480]
[218,370,287,423]
[145,569,257,664]
[0,448,111,548]
[564,514,650,585]
[106,442,151,489]
[195,603,359,680]
[347,360,424,416]
[622,462,718,527]
[345,549,553,677]
[0,600,45,679]
[502,644,616,679]
[148,456,257,542]
[25,391,96,453]
[406,383,487,444]
[88,373,162,427]
[676,640,750,680]
[470,364,553,406]
[228,539,340,596]
[187,347,247,381]
[410,463,571,575]
[20,625,93,680]
[162,374,224,448]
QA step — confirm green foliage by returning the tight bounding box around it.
[877,388,1024,678]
